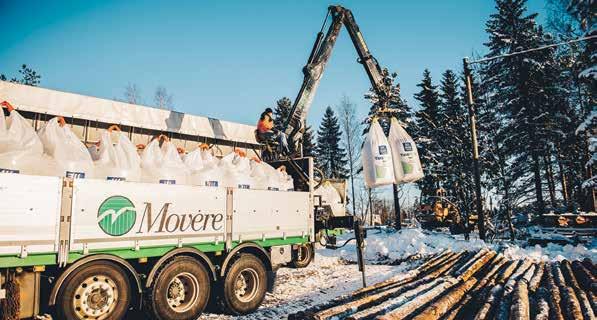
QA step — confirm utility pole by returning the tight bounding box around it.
[393,184,401,230]
[463,58,485,240]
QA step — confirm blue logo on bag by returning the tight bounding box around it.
[159,179,176,185]
[403,142,413,152]
[378,145,388,155]
[66,171,85,179]
[0,168,19,174]
[107,176,126,181]
[205,181,219,187]
[238,184,250,189]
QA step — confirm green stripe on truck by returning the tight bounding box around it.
[0,236,310,268]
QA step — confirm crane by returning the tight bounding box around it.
[282,5,394,155]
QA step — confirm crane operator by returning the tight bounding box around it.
[256,108,290,154]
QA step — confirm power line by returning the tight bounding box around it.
[469,34,596,64]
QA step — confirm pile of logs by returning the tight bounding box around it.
[288,249,596,320]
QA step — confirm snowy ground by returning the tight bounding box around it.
[200,254,415,319]
[200,227,596,319]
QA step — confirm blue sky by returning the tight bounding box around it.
[1,0,548,129]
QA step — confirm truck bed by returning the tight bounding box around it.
[0,174,313,268]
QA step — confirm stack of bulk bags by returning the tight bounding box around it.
[185,145,222,187]
[361,118,395,188]
[94,126,141,181]
[219,150,252,189]
[388,118,424,183]
[0,103,45,175]
[38,117,94,179]
[141,136,188,185]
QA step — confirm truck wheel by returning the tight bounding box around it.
[147,256,210,320]
[56,260,131,320]
[220,254,267,315]
[291,243,313,268]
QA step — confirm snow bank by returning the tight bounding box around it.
[500,239,597,262]
[320,228,596,263]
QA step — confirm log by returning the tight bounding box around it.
[528,262,545,293]
[474,285,504,320]
[571,260,597,294]
[347,278,444,320]
[560,287,584,320]
[560,260,595,320]
[458,250,497,281]
[534,288,550,320]
[581,258,596,275]
[377,278,459,320]
[443,255,508,320]
[410,277,478,320]
[545,263,566,320]
[509,279,530,320]
[495,260,533,320]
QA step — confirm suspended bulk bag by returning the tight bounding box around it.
[0,104,44,174]
[361,119,395,188]
[38,117,94,179]
[388,118,424,183]
[94,126,141,181]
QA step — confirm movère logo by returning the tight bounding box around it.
[97,196,136,236]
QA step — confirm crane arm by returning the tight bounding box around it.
[283,5,392,152]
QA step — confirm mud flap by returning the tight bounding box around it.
[267,270,278,293]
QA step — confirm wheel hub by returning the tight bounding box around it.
[73,275,117,319]
[166,272,200,313]
[234,268,259,303]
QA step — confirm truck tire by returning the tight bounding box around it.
[219,254,267,315]
[147,256,210,320]
[56,260,131,320]
[290,243,313,268]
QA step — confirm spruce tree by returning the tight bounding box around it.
[316,107,349,179]
[273,97,292,132]
[482,0,553,215]
[439,69,473,205]
[414,69,443,197]
[363,73,413,136]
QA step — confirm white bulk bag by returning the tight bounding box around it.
[361,119,395,188]
[277,166,294,191]
[314,182,343,214]
[219,152,252,189]
[250,159,283,191]
[38,117,94,179]
[186,148,223,187]
[388,118,424,183]
[141,139,188,184]
[0,108,44,174]
[94,129,141,181]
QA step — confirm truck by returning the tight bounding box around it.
[0,5,395,319]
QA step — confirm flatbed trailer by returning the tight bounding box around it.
[0,169,315,319]
[0,81,319,320]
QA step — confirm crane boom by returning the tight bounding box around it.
[283,5,392,153]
